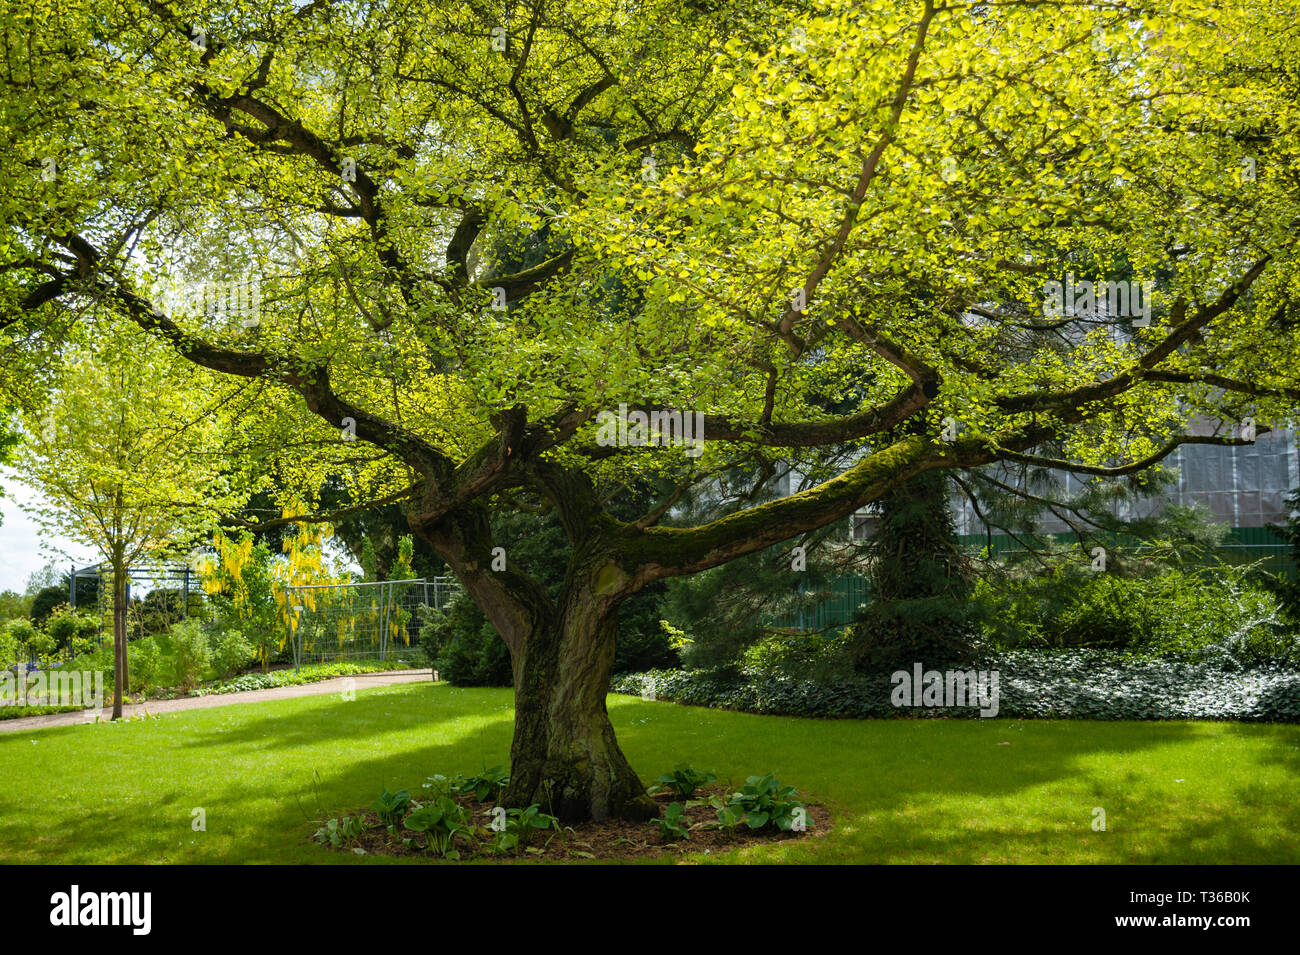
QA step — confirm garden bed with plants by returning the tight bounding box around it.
[313,766,828,863]
[180,660,419,698]
[0,702,86,721]
[612,651,1300,722]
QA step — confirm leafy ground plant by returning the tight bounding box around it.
[653,802,692,841]
[709,795,746,832]
[488,803,560,853]
[314,815,366,848]
[371,788,412,830]
[453,765,510,802]
[650,764,717,799]
[403,796,475,859]
[729,773,806,831]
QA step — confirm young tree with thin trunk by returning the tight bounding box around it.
[12,323,239,718]
[4,0,1300,818]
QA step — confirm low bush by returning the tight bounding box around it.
[739,628,854,680]
[0,626,15,667]
[44,606,100,654]
[452,766,510,802]
[486,804,559,854]
[418,597,512,687]
[209,629,255,680]
[313,815,366,849]
[975,564,1296,664]
[0,620,28,665]
[644,766,808,837]
[314,791,559,860]
[404,795,474,858]
[726,773,805,832]
[193,660,411,696]
[126,637,162,693]
[28,631,57,660]
[371,788,413,829]
[653,802,691,841]
[59,635,407,699]
[155,619,211,690]
[0,703,88,721]
[3,619,55,664]
[64,642,116,686]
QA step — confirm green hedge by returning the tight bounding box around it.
[0,703,86,722]
[611,651,1300,722]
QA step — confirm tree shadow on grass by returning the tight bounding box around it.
[0,699,518,863]
[1220,711,1300,776]
[730,809,1300,865]
[0,728,513,864]
[172,683,516,752]
[0,684,521,863]
[12,688,1295,864]
[606,698,1300,863]
[608,697,1200,802]
[1217,718,1300,852]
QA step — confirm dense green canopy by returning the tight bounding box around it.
[3,0,1297,817]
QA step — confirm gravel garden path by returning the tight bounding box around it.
[0,668,436,734]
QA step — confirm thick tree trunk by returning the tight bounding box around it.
[415,507,656,823]
[408,436,931,821]
[500,601,657,823]
[111,560,128,720]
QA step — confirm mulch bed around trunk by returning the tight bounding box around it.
[316,785,831,863]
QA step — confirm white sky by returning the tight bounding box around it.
[0,470,95,594]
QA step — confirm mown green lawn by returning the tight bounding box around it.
[1,682,1296,864]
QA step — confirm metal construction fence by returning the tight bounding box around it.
[285,576,461,670]
[776,575,872,634]
[975,527,1295,579]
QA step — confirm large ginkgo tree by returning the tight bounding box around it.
[2,0,1298,819]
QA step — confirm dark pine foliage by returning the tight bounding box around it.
[851,470,976,671]
[1264,487,1300,627]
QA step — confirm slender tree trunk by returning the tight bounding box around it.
[111,557,128,720]
[500,599,657,823]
